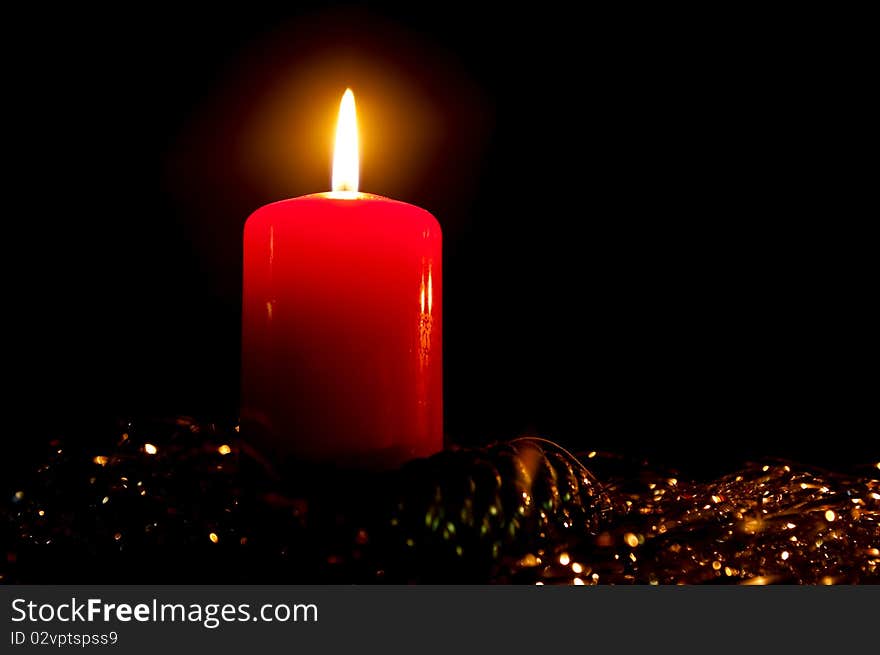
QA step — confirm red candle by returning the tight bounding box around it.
[241,89,442,467]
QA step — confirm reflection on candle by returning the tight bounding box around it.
[419,261,434,369]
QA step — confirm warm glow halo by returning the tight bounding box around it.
[331,88,359,194]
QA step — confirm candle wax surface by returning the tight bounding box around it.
[241,192,442,467]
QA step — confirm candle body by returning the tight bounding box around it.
[241,192,442,467]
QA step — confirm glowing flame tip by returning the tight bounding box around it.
[332,89,359,193]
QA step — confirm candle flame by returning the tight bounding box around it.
[332,88,359,195]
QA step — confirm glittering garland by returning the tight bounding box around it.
[1,418,878,584]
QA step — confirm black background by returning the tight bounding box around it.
[5,4,874,479]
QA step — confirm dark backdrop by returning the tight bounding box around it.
[5,4,874,479]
